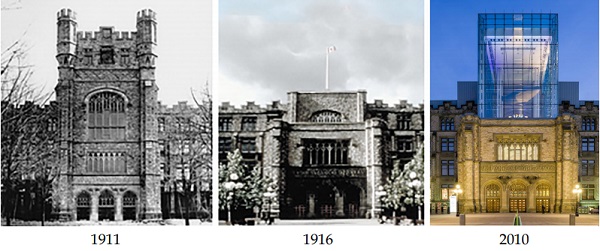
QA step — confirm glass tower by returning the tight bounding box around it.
[478,13,559,119]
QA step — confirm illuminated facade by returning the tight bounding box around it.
[431,13,598,215]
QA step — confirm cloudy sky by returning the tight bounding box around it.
[1,0,212,105]
[431,0,599,101]
[219,0,424,106]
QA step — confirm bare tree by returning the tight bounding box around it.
[161,82,212,225]
[1,27,58,226]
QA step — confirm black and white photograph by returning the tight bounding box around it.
[218,0,425,225]
[1,0,213,226]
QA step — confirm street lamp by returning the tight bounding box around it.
[409,178,423,223]
[453,184,463,217]
[263,187,277,225]
[223,173,243,225]
[573,184,582,217]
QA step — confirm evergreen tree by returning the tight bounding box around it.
[218,150,269,223]
[380,143,424,223]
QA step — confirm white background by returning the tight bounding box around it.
[1,1,599,250]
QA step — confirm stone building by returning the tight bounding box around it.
[0,9,210,222]
[431,99,598,214]
[219,91,423,219]
[430,13,598,215]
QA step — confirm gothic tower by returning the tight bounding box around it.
[53,8,161,221]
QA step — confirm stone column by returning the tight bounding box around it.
[527,185,536,213]
[307,194,316,218]
[365,119,383,218]
[500,186,509,213]
[90,191,99,221]
[335,189,345,217]
[115,192,123,221]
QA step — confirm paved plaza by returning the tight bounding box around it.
[219,218,424,226]
[430,213,599,226]
[2,218,210,226]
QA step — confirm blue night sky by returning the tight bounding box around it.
[430,0,599,101]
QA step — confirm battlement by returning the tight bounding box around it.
[219,101,285,113]
[57,8,76,20]
[367,99,423,112]
[137,9,156,21]
[1,100,59,113]
[158,101,203,113]
[76,29,137,41]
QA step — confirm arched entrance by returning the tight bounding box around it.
[122,191,137,220]
[315,185,335,218]
[345,185,361,218]
[98,190,115,221]
[509,183,527,212]
[485,184,500,213]
[535,184,550,213]
[76,191,91,220]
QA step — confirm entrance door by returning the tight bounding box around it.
[536,199,549,213]
[345,185,361,218]
[535,185,550,213]
[486,199,500,213]
[122,191,137,220]
[98,190,115,221]
[316,187,335,218]
[509,183,527,213]
[509,199,526,212]
[76,192,91,220]
[485,184,501,213]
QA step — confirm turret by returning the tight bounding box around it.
[56,8,77,67]
[136,9,157,72]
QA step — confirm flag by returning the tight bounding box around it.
[327,46,336,54]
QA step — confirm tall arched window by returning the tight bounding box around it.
[88,92,126,140]
[485,184,500,213]
[76,191,91,220]
[535,184,550,213]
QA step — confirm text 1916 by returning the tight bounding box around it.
[499,234,528,245]
[91,234,120,245]
[303,234,333,245]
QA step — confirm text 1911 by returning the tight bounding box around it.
[91,234,120,245]
[303,234,333,245]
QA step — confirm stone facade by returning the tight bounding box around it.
[24,9,212,222]
[431,101,599,214]
[219,91,423,219]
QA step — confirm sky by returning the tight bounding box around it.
[1,0,212,105]
[430,0,599,101]
[219,0,424,106]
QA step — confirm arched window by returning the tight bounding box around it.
[98,190,115,221]
[122,191,137,220]
[310,110,343,123]
[535,184,550,213]
[536,184,550,197]
[485,184,500,213]
[76,191,91,220]
[88,92,126,140]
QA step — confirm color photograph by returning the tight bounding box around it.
[430,0,599,226]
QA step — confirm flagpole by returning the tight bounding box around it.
[325,47,329,90]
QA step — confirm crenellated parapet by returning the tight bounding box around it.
[157,101,204,114]
[367,99,424,112]
[76,30,137,41]
[219,101,287,114]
